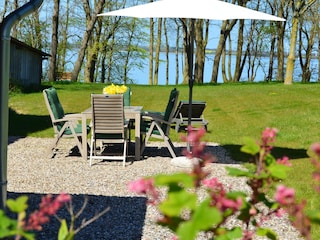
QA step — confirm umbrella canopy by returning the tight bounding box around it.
[98,0,285,153]
[98,0,285,22]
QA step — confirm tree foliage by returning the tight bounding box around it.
[1,0,319,84]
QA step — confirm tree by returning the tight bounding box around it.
[153,18,162,85]
[271,0,289,82]
[298,9,317,82]
[284,0,316,84]
[48,0,60,81]
[164,18,169,85]
[71,0,105,82]
[194,19,209,84]
[57,0,70,75]
[210,19,237,83]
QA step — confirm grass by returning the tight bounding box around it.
[8,81,320,237]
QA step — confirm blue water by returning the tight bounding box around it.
[129,52,319,85]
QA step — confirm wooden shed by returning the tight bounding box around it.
[10,38,50,87]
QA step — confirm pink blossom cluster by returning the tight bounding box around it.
[203,177,242,212]
[275,185,295,205]
[24,193,71,231]
[276,156,292,166]
[274,185,311,240]
[260,127,278,152]
[182,126,213,164]
[128,178,159,204]
[311,143,320,193]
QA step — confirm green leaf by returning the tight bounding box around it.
[58,219,74,240]
[268,164,288,179]
[155,173,195,188]
[256,227,277,240]
[0,210,16,230]
[159,190,197,217]
[226,191,247,200]
[264,154,276,166]
[176,221,198,240]
[307,211,320,224]
[241,137,260,155]
[191,199,223,229]
[226,167,253,178]
[6,196,28,213]
[176,199,222,240]
[215,227,242,240]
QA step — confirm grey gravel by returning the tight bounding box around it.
[6,137,302,239]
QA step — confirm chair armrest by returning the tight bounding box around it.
[142,115,171,126]
[52,118,68,124]
[64,113,83,120]
[142,111,165,119]
[142,115,163,122]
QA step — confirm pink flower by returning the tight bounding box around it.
[276,156,292,167]
[274,185,295,205]
[128,178,159,204]
[261,127,278,143]
[202,177,223,191]
[128,178,153,194]
[220,197,243,211]
[242,230,254,240]
[24,193,71,231]
[275,208,286,217]
[249,207,257,215]
[311,143,320,156]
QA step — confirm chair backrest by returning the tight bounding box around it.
[123,87,131,107]
[162,88,179,134]
[91,94,126,138]
[174,100,206,119]
[43,87,65,132]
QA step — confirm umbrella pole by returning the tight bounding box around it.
[187,19,195,152]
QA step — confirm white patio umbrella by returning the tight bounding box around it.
[98,0,285,163]
[98,0,285,21]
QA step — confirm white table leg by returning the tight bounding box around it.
[135,112,141,160]
[82,114,88,160]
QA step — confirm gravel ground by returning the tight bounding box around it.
[6,137,302,239]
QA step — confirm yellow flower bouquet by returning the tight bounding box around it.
[103,84,127,94]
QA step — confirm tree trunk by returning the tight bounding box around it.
[210,19,237,83]
[58,0,70,73]
[181,19,193,84]
[175,21,180,85]
[148,17,154,85]
[284,16,299,84]
[284,0,316,84]
[233,19,244,82]
[194,19,209,84]
[266,32,276,81]
[1,0,10,21]
[298,18,316,82]
[48,0,60,82]
[84,17,103,83]
[164,19,169,85]
[71,0,105,82]
[154,18,162,85]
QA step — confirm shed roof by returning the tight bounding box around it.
[11,37,51,58]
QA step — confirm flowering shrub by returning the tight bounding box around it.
[0,193,109,240]
[0,193,71,240]
[103,84,127,94]
[129,127,320,240]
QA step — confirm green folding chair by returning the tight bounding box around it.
[140,88,179,158]
[43,87,90,157]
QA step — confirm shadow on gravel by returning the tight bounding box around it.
[7,192,147,239]
[141,143,237,164]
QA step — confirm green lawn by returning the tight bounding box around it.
[8,81,320,237]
